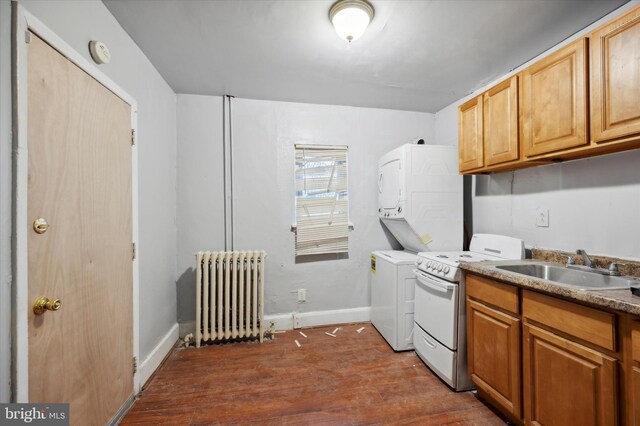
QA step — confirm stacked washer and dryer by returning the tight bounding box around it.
[370,142,525,391]
[370,143,462,351]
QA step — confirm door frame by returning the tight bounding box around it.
[12,4,141,402]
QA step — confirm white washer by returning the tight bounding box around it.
[370,250,417,351]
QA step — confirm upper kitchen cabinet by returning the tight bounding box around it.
[520,38,589,158]
[484,76,519,167]
[590,6,640,144]
[457,6,640,174]
[458,76,520,174]
[458,96,484,172]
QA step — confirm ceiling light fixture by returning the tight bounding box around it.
[329,0,375,43]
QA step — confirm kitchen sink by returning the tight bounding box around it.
[495,263,639,291]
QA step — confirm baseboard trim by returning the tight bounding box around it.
[139,323,179,388]
[265,307,370,331]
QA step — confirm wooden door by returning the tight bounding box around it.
[467,299,521,419]
[27,32,133,424]
[591,5,640,144]
[521,39,588,157]
[523,323,617,426]
[458,95,483,172]
[484,76,519,166]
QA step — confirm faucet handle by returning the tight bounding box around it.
[566,256,575,265]
[609,262,628,275]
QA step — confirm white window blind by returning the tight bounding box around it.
[294,145,349,256]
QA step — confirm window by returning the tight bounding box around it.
[294,144,349,257]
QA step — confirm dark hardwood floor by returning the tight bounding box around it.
[121,323,506,425]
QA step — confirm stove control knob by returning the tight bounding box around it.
[416,259,423,266]
[444,266,450,274]
[428,261,434,269]
[437,264,443,272]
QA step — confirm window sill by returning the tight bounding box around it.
[290,223,355,233]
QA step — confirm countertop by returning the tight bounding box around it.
[461,259,640,317]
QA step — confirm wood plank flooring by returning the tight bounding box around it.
[121,323,507,425]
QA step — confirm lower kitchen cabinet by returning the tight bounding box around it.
[523,323,617,426]
[632,321,640,425]
[634,366,640,425]
[466,272,640,426]
[467,298,521,419]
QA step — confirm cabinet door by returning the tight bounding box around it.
[632,320,640,425]
[634,366,640,426]
[484,76,519,166]
[458,95,483,172]
[523,323,617,426]
[467,299,521,418]
[591,6,640,143]
[521,39,588,157]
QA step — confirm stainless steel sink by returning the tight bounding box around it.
[495,263,639,291]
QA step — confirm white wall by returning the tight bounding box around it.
[0,0,13,403]
[175,95,225,327]
[176,96,435,323]
[0,0,179,394]
[434,1,640,260]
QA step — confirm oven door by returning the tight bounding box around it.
[413,269,458,350]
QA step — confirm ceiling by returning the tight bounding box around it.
[103,0,627,113]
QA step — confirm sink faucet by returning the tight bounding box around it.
[576,249,596,268]
[567,249,623,276]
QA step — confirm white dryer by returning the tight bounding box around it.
[370,250,417,351]
[378,144,462,253]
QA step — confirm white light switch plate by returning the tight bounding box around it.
[536,208,549,227]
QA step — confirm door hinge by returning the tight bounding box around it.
[25,31,32,44]
[131,129,136,146]
[132,242,136,261]
[133,356,138,375]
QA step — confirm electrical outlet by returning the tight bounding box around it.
[297,289,306,303]
[536,208,549,227]
[293,312,301,329]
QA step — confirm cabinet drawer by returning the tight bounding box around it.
[522,290,616,352]
[466,274,519,315]
[633,321,640,362]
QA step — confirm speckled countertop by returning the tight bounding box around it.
[461,259,640,317]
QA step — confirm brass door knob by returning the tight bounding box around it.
[33,296,62,315]
[33,218,49,234]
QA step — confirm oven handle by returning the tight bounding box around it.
[421,333,437,349]
[413,269,456,292]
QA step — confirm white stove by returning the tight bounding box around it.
[415,233,526,282]
[412,234,525,391]
[415,251,502,282]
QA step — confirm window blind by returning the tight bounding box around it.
[294,145,349,256]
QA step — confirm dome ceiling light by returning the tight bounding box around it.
[329,0,375,43]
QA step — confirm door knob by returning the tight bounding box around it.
[33,296,62,315]
[33,218,49,234]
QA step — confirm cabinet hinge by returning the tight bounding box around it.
[25,31,32,44]
[133,356,138,375]
[132,242,136,261]
[131,129,136,146]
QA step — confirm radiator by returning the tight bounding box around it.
[195,250,266,347]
